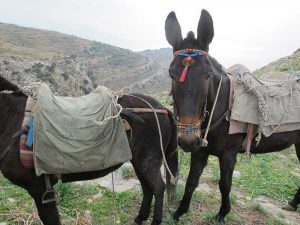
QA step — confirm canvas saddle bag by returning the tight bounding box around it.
[33,83,131,176]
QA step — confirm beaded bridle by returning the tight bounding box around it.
[172,48,223,147]
[174,49,208,83]
[173,49,208,135]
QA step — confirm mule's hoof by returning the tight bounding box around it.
[172,211,180,221]
[151,220,162,225]
[282,203,297,212]
[134,217,143,225]
[214,214,225,224]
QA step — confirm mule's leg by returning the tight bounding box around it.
[173,151,209,221]
[215,135,243,223]
[283,143,300,211]
[151,175,165,225]
[133,162,165,225]
[26,177,61,225]
[133,166,154,225]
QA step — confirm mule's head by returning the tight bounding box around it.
[165,10,214,152]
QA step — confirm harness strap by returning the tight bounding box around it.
[123,108,168,115]
[200,109,229,133]
[123,94,177,184]
[201,75,223,147]
[0,90,14,94]
[0,129,25,162]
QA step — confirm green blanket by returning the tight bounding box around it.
[34,83,131,176]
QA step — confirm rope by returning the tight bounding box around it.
[103,90,123,122]
[201,75,223,147]
[123,93,177,184]
[0,90,14,94]
[111,172,120,223]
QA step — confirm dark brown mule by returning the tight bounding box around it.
[165,10,300,223]
[0,76,178,225]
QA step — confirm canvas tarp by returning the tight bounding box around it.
[34,83,131,176]
[227,64,300,137]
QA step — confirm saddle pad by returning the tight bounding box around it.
[19,96,37,169]
[20,134,34,169]
[34,83,131,176]
[227,64,300,137]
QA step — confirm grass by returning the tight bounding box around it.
[1,138,299,224]
[119,165,136,179]
[234,150,300,202]
[252,203,269,215]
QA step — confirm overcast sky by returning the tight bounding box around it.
[0,0,299,70]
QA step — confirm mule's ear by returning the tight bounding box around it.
[197,9,214,51]
[165,11,183,49]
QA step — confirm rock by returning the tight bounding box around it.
[98,172,139,192]
[0,223,8,225]
[232,170,241,178]
[92,192,103,200]
[196,183,211,193]
[245,196,252,201]
[84,210,91,218]
[7,198,16,203]
[253,196,300,225]
[87,199,93,203]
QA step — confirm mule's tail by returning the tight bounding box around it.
[165,109,178,202]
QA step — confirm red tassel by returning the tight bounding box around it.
[179,65,188,82]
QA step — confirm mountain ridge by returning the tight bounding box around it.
[0,22,299,97]
[0,22,172,96]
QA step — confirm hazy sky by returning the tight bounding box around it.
[0,0,299,70]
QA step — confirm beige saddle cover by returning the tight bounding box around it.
[227,64,300,136]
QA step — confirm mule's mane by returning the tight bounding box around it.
[208,56,226,75]
[0,76,20,92]
[182,31,198,46]
[186,31,195,39]
[0,76,27,97]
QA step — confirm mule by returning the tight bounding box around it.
[165,9,300,223]
[0,76,178,225]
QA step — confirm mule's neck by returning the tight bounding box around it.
[203,57,230,127]
[0,76,20,92]
[0,93,27,150]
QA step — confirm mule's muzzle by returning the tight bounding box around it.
[177,121,206,151]
[178,133,203,152]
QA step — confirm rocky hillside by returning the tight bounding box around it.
[1,22,299,97]
[0,22,172,96]
[254,48,300,75]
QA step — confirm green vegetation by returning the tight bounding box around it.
[254,49,300,76]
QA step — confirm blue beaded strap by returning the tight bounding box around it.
[174,48,208,58]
